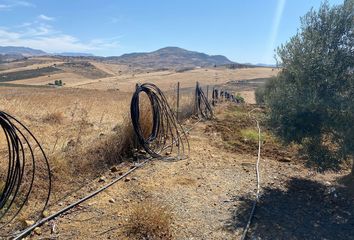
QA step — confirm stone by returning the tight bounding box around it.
[42,210,50,218]
[110,166,119,172]
[98,176,106,182]
[34,227,42,235]
[109,198,115,203]
[25,220,35,227]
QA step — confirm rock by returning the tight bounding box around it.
[132,177,138,181]
[42,210,50,218]
[324,181,331,186]
[138,149,146,154]
[25,220,35,227]
[279,157,291,163]
[34,227,42,235]
[98,176,106,183]
[124,177,131,182]
[66,139,75,149]
[109,198,115,203]
[110,166,119,172]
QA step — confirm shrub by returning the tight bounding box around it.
[42,111,65,124]
[255,77,279,105]
[264,1,354,173]
[124,200,173,240]
[235,93,245,103]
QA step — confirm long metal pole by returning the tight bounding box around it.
[176,82,180,121]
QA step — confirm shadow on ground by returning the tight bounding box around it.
[225,177,354,240]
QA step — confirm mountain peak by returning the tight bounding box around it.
[154,46,188,53]
[112,46,234,69]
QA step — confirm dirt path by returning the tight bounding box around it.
[22,108,353,240]
[22,119,254,239]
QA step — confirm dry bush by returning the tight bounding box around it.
[139,99,153,139]
[124,200,173,240]
[42,111,65,124]
[87,102,153,167]
[178,95,195,121]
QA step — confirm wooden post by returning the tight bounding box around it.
[176,82,180,121]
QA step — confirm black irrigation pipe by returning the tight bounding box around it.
[11,82,245,239]
[131,83,189,160]
[13,119,201,240]
[0,111,51,231]
[14,82,194,239]
[195,81,213,120]
[212,87,243,104]
[13,159,147,240]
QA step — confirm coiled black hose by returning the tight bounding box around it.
[130,83,189,160]
[195,82,213,119]
[0,111,51,230]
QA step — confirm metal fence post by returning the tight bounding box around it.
[176,81,180,121]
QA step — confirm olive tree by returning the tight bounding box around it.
[265,1,354,173]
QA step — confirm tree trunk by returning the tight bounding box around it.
[352,160,354,177]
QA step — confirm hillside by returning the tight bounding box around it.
[0,46,47,56]
[0,53,26,63]
[0,46,236,69]
[105,47,235,69]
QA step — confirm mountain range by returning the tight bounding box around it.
[0,45,271,68]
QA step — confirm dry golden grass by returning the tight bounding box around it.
[124,200,173,240]
[42,111,65,124]
[0,87,133,205]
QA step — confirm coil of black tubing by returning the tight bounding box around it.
[130,83,189,160]
[0,111,51,233]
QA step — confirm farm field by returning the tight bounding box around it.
[1,1,353,239]
[0,61,352,239]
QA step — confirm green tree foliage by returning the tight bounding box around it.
[54,79,63,86]
[255,77,280,104]
[264,1,354,172]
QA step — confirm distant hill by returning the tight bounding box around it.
[0,54,26,63]
[0,46,47,57]
[255,63,277,68]
[0,46,95,58]
[0,45,238,69]
[105,47,235,69]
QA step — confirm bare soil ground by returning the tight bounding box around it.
[14,104,353,240]
[0,61,352,239]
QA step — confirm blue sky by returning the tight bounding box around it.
[0,0,344,64]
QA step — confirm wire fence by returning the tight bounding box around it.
[1,80,243,238]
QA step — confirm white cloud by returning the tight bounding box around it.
[0,4,10,9]
[0,23,120,54]
[38,14,55,21]
[0,1,34,10]
[14,1,34,7]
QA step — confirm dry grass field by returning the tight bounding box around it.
[1,57,351,239]
[0,57,277,91]
[0,58,278,237]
